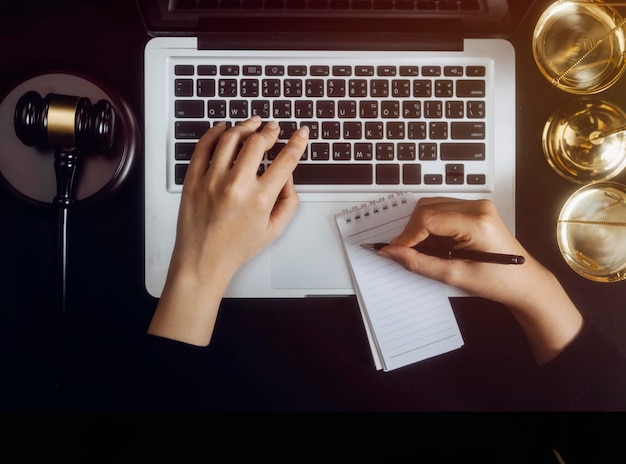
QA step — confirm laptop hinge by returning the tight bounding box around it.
[197,17,463,52]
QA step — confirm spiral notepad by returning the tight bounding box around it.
[336,193,464,372]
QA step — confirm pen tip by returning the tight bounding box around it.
[361,243,375,250]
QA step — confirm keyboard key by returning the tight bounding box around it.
[456,80,486,97]
[175,164,189,184]
[310,143,330,160]
[371,80,389,97]
[444,66,464,76]
[446,101,464,118]
[310,65,330,76]
[413,80,432,97]
[306,79,325,97]
[175,79,193,97]
[273,100,292,118]
[175,65,194,76]
[467,174,486,184]
[422,66,441,76]
[294,164,373,184]
[316,101,334,118]
[376,164,400,184]
[381,101,400,118]
[284,79,302,97]
[403,164,422,184]
[295,100,314,118]
[198,65,217,75]
[175,121,210,139]
[446,164,465,184]
[332,143,352,160]
[400,66,419,76]
[175,142,195,160]
[376,143,394,160]
[360,101,378,118]
[451,122,485,139]
[408,122,427,139]
[441,143,485,160]
[354,143,373,160]
[288,65,307,76]
[321,121,341,139]
[397,143,416,160]
[208,100,227,118]
[349,80,368,97]
[218,79,237,97]
[424,174,443,184]
[355,66,375,76]
[467,101,486,118]
[332,65,352,76]
[338,100,357,118]
[466,66,486,76]
[265,65,284,76]
[243,65,262,76]
[251,100,271,118]
[197,79,216,97]
[263,79,281,97]
[343,121,362,139]
[175,100,204,118]
[240,79,259,97]
[220,65,239,75]
[327,79,346,97]
[377,65,396,76]
[419,143,437,160]
[365,122,383,139]
[429,122,448,139]
[435,80,453,97]
[230,100,248,118]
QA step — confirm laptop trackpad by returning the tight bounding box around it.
[271,202,354,290]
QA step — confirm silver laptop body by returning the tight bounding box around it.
[140,0,534,298]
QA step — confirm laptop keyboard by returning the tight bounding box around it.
[170,52,490,192]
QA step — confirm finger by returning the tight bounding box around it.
[185,122,228,183]
[208,116,263,174]
[261,125,309,189]
[231,120,281,174]
[267,175,300,238]
[391,199,477,247]
[380,244,472,291]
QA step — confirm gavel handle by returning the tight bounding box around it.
[54,149,80,207]
[52,148,79,390]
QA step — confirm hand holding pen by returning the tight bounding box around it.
[380,198,583,366]
[374,198,545,310]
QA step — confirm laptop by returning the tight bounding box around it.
[138,0,535,298]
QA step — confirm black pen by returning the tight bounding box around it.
[361,243,525,265]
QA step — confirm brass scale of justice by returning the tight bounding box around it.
[533,0,626,281]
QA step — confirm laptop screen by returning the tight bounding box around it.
[137,0,536,39]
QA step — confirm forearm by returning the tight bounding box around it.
[148,262,232,346]
[505,258,584,365]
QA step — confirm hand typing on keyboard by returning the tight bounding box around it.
[149,116,309,345]
[377,197,583,365]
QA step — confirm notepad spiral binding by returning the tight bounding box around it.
[342,192,409,224]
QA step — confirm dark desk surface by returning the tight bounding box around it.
[1,0,626,413]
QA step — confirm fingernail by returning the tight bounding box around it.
[250,115,261,123]
[296,125,310,138]
[265,120,279,130]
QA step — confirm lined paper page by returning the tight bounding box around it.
[336,194,463,371]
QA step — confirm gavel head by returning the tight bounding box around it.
[14,90,116,154]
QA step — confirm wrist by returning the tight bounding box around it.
[148,256,233,346]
